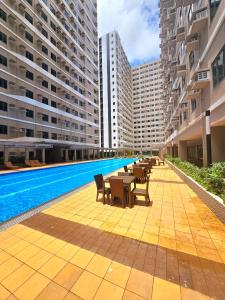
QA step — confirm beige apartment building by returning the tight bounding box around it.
[0,0,99,163]
[160,0,225,166]
[99,31,133,150]
[132,60,165,154]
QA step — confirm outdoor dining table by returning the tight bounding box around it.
[104,175,135,208]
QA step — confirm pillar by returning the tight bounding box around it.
[81,149,84,160]
[25,148,30,160]
[4,147,9,162]
[87,149,90,160]
[41,148,46,163]
[178,141,187,161]
[65,149,69,162]
[74,150,77,161]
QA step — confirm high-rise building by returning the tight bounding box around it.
[0,0,99,163]
[132,60,165,154]
[160,0,225,166]
[99,31,133,150]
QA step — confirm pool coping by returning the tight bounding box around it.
[0,159,137,231]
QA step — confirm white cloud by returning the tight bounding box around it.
[97,0,160,65]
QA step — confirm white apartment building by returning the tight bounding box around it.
[132,61,165,154]
[99,31,133,150]
[0,0,99,163]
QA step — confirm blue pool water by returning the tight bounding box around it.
[0,158,137,223]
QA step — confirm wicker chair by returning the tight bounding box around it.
[109,178,127,208]
[94,174,111,204]
[131,176,150,206]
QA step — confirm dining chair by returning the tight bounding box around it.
[131,176,150,206]
[123,165,128,172]
[133,167,146,184]
[109,178,127,208]
[94,174,111,204]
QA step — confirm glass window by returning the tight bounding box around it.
[42,131,49,139]
[26,129,34,137]
[0,125,7,134]
[0,8,7,21]
[42,28,48,38]
[26,70,33,80]
[191,99,197,112]
[51,85,56,92]
[212,45,225,87]
[0,31,7,44]
[42,80,48,88]
[26,0,32,5]
[26,90,33,98]
[25,51,33,61]
[42,97,48,105]
[42,114,48,122]
[42,45,48,55]
[51,116,57,124]
[0,55,7,66]
[42,63,48,71]
[210,0,220,20]
[51,69,56,77]
[0,101,7,111]
[51,53,56,61]
[0,77,7,89]
[51,100,57,107]
[26,109,34,118]
[25,12,33,24]
[25,31,33,43]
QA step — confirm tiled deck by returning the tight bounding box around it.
[0,165,225,300]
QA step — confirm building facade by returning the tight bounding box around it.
[99,31,133,150]
[132,60,165,154]
[0,0,99,163]
[160,0,225,166]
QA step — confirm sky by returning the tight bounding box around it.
[97,0,160,66]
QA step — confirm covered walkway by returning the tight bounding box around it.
[0,165,225,299]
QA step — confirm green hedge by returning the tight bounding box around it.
[166,156,225,203]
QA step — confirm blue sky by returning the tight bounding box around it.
[97,0,160,66]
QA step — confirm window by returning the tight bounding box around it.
[0,55,7,66]
[26,129,34,137]
[210,0,220,20]
[191,99,197,112]
[50,37,56,46]
[26,70,33,80]
[25,51,33,61]
[51,69,56,77]
[0,101,7,111]
[41,11,48,22]
[42,45,48,55]
[51,85,56,92]
[52,133,57,140]
[42,132,49,139]
[26,90,33,98]
[51,116,57,124]
[42,114,48,122]
[42,97,48,105]
[41,28,48,38]
[189,51,195,70]
[25,31,33,43]
[0,78,7,89]
[0,125,7,134]
[26,0,32,5]
[42,80,48,88]
[0,31,7,44]
[51,53,56,62]
[42,63,48,71]
[26,109,34,118]
[51,100,57,107]
[50,21,56,31]
[0,8,7,21]
[25,12,33,24]
[212,45,225,87]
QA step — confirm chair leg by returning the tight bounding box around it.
[96,192,99,202]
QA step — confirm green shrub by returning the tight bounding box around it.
[166,155,225,203]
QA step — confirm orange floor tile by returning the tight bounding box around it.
[0,164,225,299]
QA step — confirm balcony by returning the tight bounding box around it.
[186,35,199,53]
[176,26,185,42]
[189,8,208,35]
[187,89,201,100]
[192,69,210,89]
[177,64,187,77]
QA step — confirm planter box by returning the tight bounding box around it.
[166,160,225,224]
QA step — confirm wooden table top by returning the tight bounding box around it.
[105,175,135,184]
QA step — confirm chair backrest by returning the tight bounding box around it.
[134,161,136,164]
[94,174,103,190]
[123,165,128,172]
[110,178,124,200]
[146,176,150,191]
[133,167,144,178]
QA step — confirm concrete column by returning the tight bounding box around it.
[42,148,46,163]
[65,149,69,162]
[4,147,9,162]
[211,126,225,163]
[87,149,90,160]
[178,141,187,161]
[81,149,84,160]
[25,148,30,160]
[74,150,77,161]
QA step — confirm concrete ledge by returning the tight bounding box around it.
[166,160,225,224]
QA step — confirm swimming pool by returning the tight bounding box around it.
[0,158,137,223]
